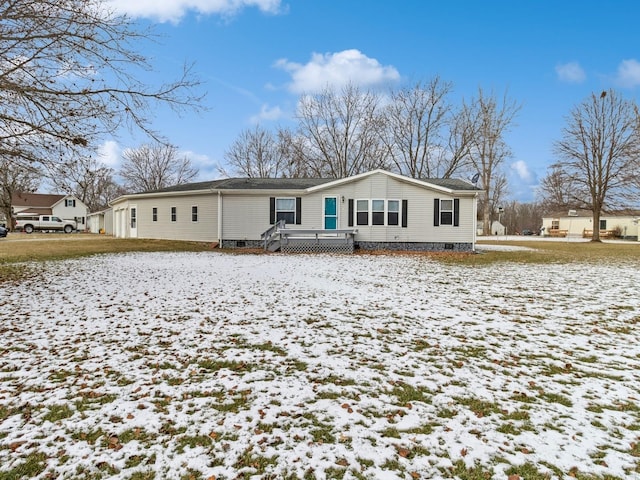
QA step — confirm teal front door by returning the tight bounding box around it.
[324,197,338,229]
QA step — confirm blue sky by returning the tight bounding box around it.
[102,0,640,202]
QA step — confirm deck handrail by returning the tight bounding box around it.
[279,228,358,237]
[261,219,286,249]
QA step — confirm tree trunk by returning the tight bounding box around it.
[483,190,491,235]
[592,211,601,242]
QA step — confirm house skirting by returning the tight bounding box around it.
[221,239,264,249]
[222,239,473,252]
[356,241,474,252]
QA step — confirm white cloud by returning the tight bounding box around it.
[182,150,217,180]
[555,61,586,83]
[275,49,400,94]
[250,104,285,123]
[97,140,122,168]
[614,59,640,88]
[511,160,534,182]
[107,0,283,23]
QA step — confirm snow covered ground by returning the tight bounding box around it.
[1,252,639,479]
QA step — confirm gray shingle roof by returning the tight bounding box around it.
[145,173,480,194]
[148,177,333,194]
[421,178,480,191]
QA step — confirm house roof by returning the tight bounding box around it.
[149,177,332,193]
[149,170,479,195]
[12,192,65,208]
[544,208,640,218]
[114,170,480,205]
[306,169,480,194]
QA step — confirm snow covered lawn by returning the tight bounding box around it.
[1,252,639,479]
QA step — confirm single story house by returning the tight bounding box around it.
[11,192,89,230]
[541,209,640,240]
[109,169,480,252]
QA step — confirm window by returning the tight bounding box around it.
[65,198,76,207]
[171,206,177,222]
[356,200,369,226]
[440,199,454,225]
[130,208,137,229]
[388,200,399,226]
[270,197,301,225]
[152,207,158,222]
[434,198,459,227]
[275,198,296,224]
[599,219,607,230]
[372,200,385,225]
[551,220,559,230]
[192,206,198,222]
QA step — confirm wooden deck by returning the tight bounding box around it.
[261,222,358,253]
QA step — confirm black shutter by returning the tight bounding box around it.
[348,199,354,227]
[295,197,302,225]
[453,198,460,227]
[269,197,275,224]
[402,200,408,228]
[433,198,440,226]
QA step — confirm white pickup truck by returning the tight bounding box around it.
[14,215,77,234]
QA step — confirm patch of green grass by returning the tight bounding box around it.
[389,382,432,405]
[0,452,48,480]
[197,359,255,373]
[128,470,156,480]
[458,240,640,265]
[175,434,212,454]
[43,404,74,423]
[252,342,287,356]
[48,370,76,383]
[437,407,458,418]
[233,446,277,474]
[445,459,494,479]
[380,427,401,438]
[70,427,106,445]
[179,469,203,480]
[505,462,552,479]
[540,392,573,407]
[453,396,501,417]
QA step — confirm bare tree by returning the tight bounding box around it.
[382,77,455,178]
[553,89,640,241]
[537,164,581,212]
[296,83,388,178]
[273,127,313,178]
[0,0,202,171]
[498,200,545,235]
[467,88,520,235]
[223,125,287,178]
[50,156,125,211]
[120,143,198,192]
[0,159,40,229]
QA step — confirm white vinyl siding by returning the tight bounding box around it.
[113,194,218,241]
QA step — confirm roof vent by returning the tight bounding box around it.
[568,209,578,217]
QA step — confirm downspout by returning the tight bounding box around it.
[472,194,478,251]
[217,191,223,248]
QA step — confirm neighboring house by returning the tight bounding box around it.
[109,169,480,252]
[12,192,89,230]
[541,209,640,240]
[87,209,113,235]
[491,220,506,236]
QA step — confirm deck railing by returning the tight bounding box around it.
[261,219,286,250]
